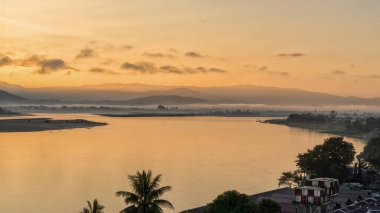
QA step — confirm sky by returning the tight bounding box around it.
[0,0,379,97]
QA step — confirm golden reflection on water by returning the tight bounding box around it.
[0,114,365,212]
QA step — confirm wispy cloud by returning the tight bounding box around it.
[120,61,226,74]
[0,55,13,66]
[89,67,118,75]
[277,53,305,58]
[76,48,98,59]
[36,58,77,74]
[120,62,156,73]
[246,65,289,77]
[357,74,380,79]
[184,51,204,58]
[143,52,174,58]
[119,44,134,50]
[332,70,346,75]
[0,53,77,74]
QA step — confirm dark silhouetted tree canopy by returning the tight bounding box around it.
[296,136,355,180]
[362,136,380,169]
[257,199,282,213]
[277,170,303,188]
[203,190,256,213]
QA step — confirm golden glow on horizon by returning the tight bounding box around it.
[1,0,380,97]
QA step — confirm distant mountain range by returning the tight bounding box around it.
[0,89,28,104]
[123,95,209,105]
[1,81,380,106]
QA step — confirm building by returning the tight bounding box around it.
[294,178,339,213]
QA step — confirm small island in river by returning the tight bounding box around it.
[0,118,107,132]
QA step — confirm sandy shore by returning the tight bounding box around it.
[0,118,107,132]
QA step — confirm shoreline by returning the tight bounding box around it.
[97,113,282,118]
[264,119,367,140]
[0,118,107,132]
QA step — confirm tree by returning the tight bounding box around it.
[80,199,104,213]
[296,137,355,180]
[257,199,281,213]
[203,190,256,213]
[277,170,303,188]
[116,170,174,213]
[362,136,380,169]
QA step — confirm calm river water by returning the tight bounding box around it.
[0,114,365,212]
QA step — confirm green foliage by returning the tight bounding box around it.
[203,190,256,213]
[257,199,282,213]
[80,199,104,213]
[362,136,380,169]
[277,170,303,188]
[296,136,355,180]
[115,170,174,213]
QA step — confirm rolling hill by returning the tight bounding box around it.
[0,89,29,103]
[123,95,210,105]
[1,82,380,106]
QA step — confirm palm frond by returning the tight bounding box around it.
[149,186,172,200]
[154,199,175,210]
[116,191,139,205]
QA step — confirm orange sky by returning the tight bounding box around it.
[0,0,379,97]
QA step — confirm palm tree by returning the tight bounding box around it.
[116,170,174,213]
[80,199,105,213]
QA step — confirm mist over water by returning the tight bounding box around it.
[0,114,365,212]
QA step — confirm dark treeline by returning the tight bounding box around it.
[0,107,19,115]
[346,117,380,133]
[287,112,334,123]
[287,112,380,133]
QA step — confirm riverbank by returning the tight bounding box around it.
[0,118,107,132]
[265,118,366,139]
[97,113,279,118]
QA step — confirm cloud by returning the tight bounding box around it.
[0,54,41,67]
[160,65,182,74]
[76,48,98,59]
[0,53,78,74]
[143,52,174,58]
[19,55,44,66]
[89,67,118,75]
[258,66,268,71]
[244,64,257,69]
[101,59,114,65]
[119,44,134,50]
[277,53,305,58]
[0,55,13,66]
[184,51,226,61]
[162,66,226,74]
[357,74,380,79]
[120,61,157,73]
[120,61,226,74]
[185,51,204,58]
[332,70,346,75]
[87,41,115,51]
[36,58,77,74]
[247,65,289,77]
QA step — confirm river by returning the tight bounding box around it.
[0,114,365,212]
